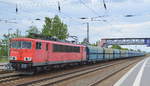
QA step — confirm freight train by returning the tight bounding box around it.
[9,38,145,73]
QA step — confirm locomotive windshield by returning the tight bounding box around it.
[11,41,32,49]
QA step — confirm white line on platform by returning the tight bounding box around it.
[113,58,146,86]
[133,58,149,86]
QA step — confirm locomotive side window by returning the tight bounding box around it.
[53,44,80,53]
[36,42,42,49]
[74,47,80,52]
[53,44,58,52]
[60,45,64,52]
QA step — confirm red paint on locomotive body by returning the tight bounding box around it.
[10,38,34,63]
[10,38,86,67]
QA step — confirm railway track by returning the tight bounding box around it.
[0,65,4,70]
[52,57,144,86]
[0,64,14,74]
[16,57,142,86]
[0,70,13,74]
[0,60,124,86]
[88,59,140,86]
[0,73,23,86]
[0,56,145,86]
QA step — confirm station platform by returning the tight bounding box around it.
[114,57,150,86]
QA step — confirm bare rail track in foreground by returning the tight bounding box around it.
[0,64,14,74]
[88,59,141,86]
[16,57,144,86]
[0,70,14,74]
[51,57,144,86]
[0,59,129,86]
[0,73,23,86]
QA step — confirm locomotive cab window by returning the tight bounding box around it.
[11,41,32,49]
[36,42,42,49]
[22,41,32,49]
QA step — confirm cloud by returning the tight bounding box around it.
[87,21,150,42]
[0,0,150,51]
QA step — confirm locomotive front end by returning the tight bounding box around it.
[9,38,34,71]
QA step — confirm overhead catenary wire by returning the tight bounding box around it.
[79,0,101,16]
[0,0,106,24]
[0,0,113,26]
[101,0,126,31]
[0,0,82,25]
[79,0,108,22]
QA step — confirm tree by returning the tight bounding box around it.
[130,49,134,51]
[111,45,130,50]
[111,45,122,49]
[26,26,40,38]
[137,49,141,52]
[42,17,52,36]
[80,38,88,45]
[122,48,129,50]
[0,29,23,57]
[11,29,22,38]
[42,15,68,40]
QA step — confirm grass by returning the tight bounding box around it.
[0,57,9,63]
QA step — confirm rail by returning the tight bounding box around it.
[88,59,140,86]
[16,60,129,86]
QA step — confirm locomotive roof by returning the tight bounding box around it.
[11,38,35,41]
[11,38,85,47]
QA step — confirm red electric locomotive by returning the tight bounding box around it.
[9,38,86,73]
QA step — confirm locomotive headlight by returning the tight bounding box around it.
[24,57,32,61]
[9,56,17,60]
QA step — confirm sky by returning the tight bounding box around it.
[0,0,150,51]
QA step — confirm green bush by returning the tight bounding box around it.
[0,46,8,57]
[0,57,8,63]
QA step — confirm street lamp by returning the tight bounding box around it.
[8,28,12,36]
[80,16,107,44]
[7,28,12,59]
[79,17,90,44]
[83,22,89,43]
